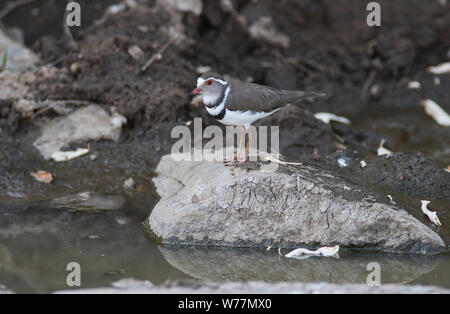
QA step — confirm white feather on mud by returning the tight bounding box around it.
[407,81,421,89]
[314,112,351,125]
[421,200,442,227]
[427,62,450,74]
[377,139,393,157]
[421,99,450,127]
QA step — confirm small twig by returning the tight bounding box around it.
[0,49,7,72]
[140,34,180,73]
[219,0,247,27]
[361,70,376,100]
[296,57,327,73]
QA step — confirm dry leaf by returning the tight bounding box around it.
[421,99,450,127]
[30,171,53,184]
[421,200,442,227]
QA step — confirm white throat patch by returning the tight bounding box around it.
[204,86,230,116]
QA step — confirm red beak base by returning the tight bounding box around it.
[188,87,201,97]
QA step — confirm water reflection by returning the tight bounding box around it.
[0,201,190,293]
[159,246,447,286]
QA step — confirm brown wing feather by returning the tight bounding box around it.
[226,79,325,113]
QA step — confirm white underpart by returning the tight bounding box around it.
[218,108,280,129]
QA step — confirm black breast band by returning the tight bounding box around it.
[210,107,226,120]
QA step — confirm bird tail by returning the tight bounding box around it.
[298,91,326,99]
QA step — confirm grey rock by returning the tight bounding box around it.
[0,29,38,72]
[165,0,203,16]
[54,280,450,294]
[248,16,290,49]
[33,105,126,159]
[148,152,445,254]
[0,70,29,100]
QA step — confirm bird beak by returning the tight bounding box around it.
[188,87,201,97]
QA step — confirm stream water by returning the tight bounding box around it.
[1,195,449,293]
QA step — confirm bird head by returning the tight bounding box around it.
[189,73,229,105]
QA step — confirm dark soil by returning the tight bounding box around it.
[0,1,449,235]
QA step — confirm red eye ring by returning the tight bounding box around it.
[206,79,213,86]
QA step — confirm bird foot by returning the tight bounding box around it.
[223,153,247,166]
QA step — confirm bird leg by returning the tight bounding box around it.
[225,126,247,166]
[244,128,251,161]
[236,126,245,161]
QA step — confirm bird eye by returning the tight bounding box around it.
[206,79,213,86]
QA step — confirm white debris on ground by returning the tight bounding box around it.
[110,112,128,128]
[127,45,144,60]
[421,200,442,227]
[263,155,302,166]
[314,112,351,125]
[377,139,393,157]
[387,195,396,205]
[407,81,421,89]
[360,160,367,168]
[51,148,90,162]
[427,62,450,74]
[248,16,290,49]
[284,245,340,260]
[337,156,350,168]
[166,0,203,16]
[420,99,450,127]
[123,178,136,191]
[196,65,212,74]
